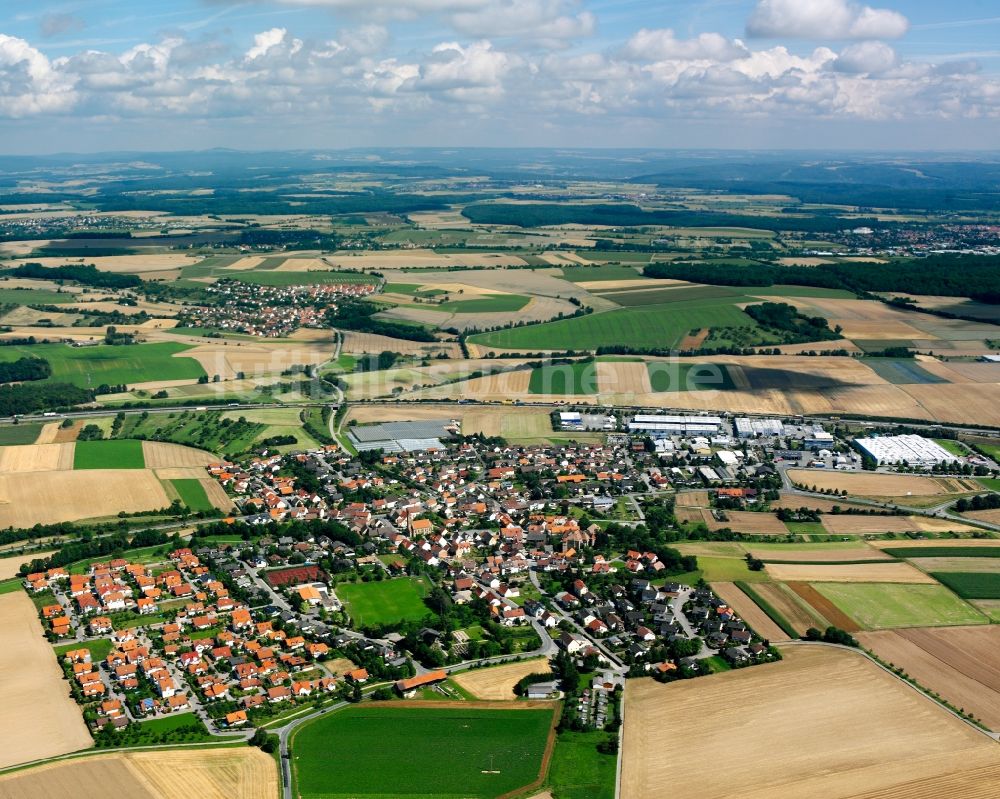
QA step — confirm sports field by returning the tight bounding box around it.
[469,301,761,351]
[0,342,205,387]
[74,439,146,469]
[813,582,986,629]
[337,577,431,627]
[292,703,556,799]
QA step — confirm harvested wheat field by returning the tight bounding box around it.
[964,509,1000,525]
[0,550,54,580]
[184,341,338,380]
[751,546,890,563]
[594,361,651,395]
[749,582,829,635]
[909,557,1000,573]
[708,510,789,536]
[142,441,216,468]
[0,748,278,799]
[621,646,1000,799]
[325,250,529,269]
[858,626,1000,731]
[901,384,1000,427]
[711,582,790,643]
[452,658,553,700]
[0,470,169,527]
[0,591,92,769]
[764,562,936,584]
[0,443,74,473]
[676,490,711,508]
[819,515,923,535]
[340,330,461,358]
[787,470,959,497]
[323,657,359,677]
[770,493,843,512]
[34,422,60,444]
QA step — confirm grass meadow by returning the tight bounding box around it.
[171,479,214,511]
[73,439,146,469]
[813,582,986,629]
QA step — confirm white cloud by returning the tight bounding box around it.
[0,33,76,116]
[623,29,748,62]
[451,0,594,47]
[245,28,302,60]
[834,41,897,73]
[747,0,909,40]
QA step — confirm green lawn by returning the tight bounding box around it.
[647,362,735,392]
[931,572,1000,599]
[74,439,146,469]
[0,424,42,445]
[698,556,770,583]
[337,577,431,627]
[529,361,598,395]
[0,342,205,387]
[547,731,617,799]
[976,478,1000,492]
[933,439,968,457]
[470,300,766,351]
[436,295,531,313]
[783,521,828,536]
[812,582,986,629]
[171,479,214,511]
[293,705,555,799]
[233,271,378,286]
[54,638,113,662]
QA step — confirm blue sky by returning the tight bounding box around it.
[1,0,999,152]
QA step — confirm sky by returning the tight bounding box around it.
[1,0,1000,153]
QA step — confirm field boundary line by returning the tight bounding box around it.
[615,685,625,799]
[780,641,1000,742]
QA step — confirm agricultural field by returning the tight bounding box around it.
[0,591,93,769]
[858,625,1000,731]
[813,582,987,629]
[621,646,1000,799]
[230,269,378,286]
[0,342,206,387]
[546,731,617,799]
[0,424,43,445]
[0,748,278,799]
[529,361,598,395]
[763,562,936,584]
[786,470,973,498]
[170,478,215,511]
[710,582,791,643]
[452,658,552,701]
[647,361,735,392]
[73,439,146,469]
[932,572,1000,600]
[292,703,557,799]
[336,577,431,627]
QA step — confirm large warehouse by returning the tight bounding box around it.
[628,414,726,437]
[853,434,959,467]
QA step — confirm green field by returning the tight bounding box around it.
[931,572,1000,599]
[977,477,1000,492]
[933,439,968,457]
[74,439,146,469]
[114,410,266,455]
[338,577,431,627]
[435,295,531,313]
[647,362,735,392]
[0,424,42,445]
[593,284,745,307]
[561,265,643,282]
[171,479,214,511]
[0,342,205,387]
[233,271,378,286]
[0,288,76,305]
[546,731,617,799]
[813,582,986,629]
[782,521,828,536]
[529,361,597,395]
[470,300,766,351]
[293,705,555,799]
[698,556,769,583]
[883,546,1000,559]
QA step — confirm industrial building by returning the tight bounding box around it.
[349,419,458,453]
[853,434,959,467]
[628,414,726,437]
[735,418,785,438]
